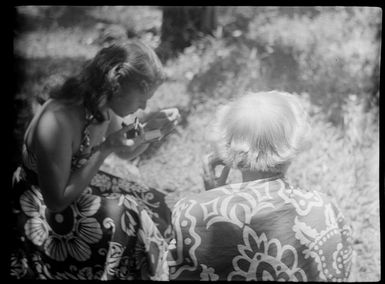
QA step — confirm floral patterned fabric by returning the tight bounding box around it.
[10,167,172,280]
[167,176,354,281]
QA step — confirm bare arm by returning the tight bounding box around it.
[34,111,139,212]
[34,111,112,212]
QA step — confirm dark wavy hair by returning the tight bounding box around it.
[50,40,166,122]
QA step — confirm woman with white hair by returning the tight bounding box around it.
[167,91,354,281]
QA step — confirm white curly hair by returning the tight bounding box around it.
[206,91,312,173]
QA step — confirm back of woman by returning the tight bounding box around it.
[168,176,354,281]
[167,91,354,281]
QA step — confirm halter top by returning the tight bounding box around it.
[22,108,95,174]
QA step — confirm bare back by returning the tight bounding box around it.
[24,99,83,158]
[24,99,117,161]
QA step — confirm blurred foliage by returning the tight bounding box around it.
[288,93,380,280]
[183,7,381,124]
[13,6,380,281]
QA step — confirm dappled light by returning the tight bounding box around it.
[13,6,380,281]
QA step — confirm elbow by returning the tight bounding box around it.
[39,185,70,212]
[45,200,69,213]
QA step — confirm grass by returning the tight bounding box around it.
[13,6,380,281]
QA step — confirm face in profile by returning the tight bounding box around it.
[108,81,155,117]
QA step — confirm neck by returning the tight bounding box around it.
[93,103,110,121]
[103,108,110,121]
[241,169,283,183]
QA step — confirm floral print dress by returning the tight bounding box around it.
[167,175,354,281]
[10,112,172,280]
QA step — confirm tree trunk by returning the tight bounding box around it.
[157,6,217,61]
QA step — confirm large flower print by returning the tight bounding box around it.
[20,187,103,262]
[10,254,28,278]
[228,226,307,281]
[200,190,274,229]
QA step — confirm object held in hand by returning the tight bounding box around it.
[122,117,162,143]
[143,129,162,143]
[122,117,140,139]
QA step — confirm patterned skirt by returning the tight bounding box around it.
[10,167,172,280]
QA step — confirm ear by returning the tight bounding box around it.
[107,64,123,96]
[97,96,108,109]
[139,80,149,93]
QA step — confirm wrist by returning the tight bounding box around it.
[91,140,112,158]
[141,108,160,122]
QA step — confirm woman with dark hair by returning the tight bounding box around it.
[10,40,180,280]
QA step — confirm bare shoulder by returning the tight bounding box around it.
[33,100,82,148]
[39,101,77,129]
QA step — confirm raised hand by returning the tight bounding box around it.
[144,108,180,137]
[102,123,144,154]
[202,153,230,191]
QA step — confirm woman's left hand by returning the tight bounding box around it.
[144,108,180,137]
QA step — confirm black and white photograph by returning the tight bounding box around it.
[11,6,381,281]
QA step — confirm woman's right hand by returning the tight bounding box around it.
[102,123,145,155]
